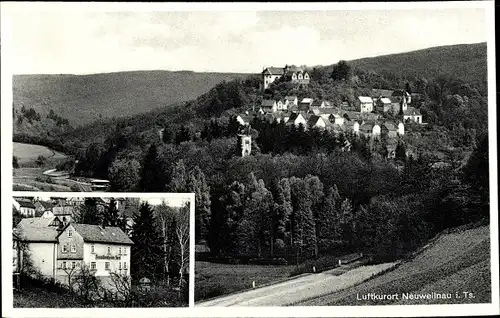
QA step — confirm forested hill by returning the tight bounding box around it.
[349,42,487,92]
[12,70,250,127]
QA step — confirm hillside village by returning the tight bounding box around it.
[230,65,424,159]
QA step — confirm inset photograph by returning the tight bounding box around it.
[12,193,192,308]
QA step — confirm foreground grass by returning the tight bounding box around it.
[14,287,91,308]
[195,262,296,301]
[298,225,491,306]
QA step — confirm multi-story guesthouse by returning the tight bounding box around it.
[15,216,133,289]
[262,65,310,90]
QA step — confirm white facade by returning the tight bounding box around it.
[27,242,58,278]
[358,96,374,113]
[83,242,131,277]
[372,124,381,136]
[398,122,405,135]
[263,74,282,89]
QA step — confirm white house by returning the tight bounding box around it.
[286,112,307,128]
[403,107,423,124]
[357,96,374,113]
[262,67,284,89]
[345,121,360,135]
[307,115,327,130]
[56,223,134,285]
[360,122,381,138]
[14,198,36,218]
[16,217,63,279]
[284,96,298,107]
[261,100,278,113]
[397,122,405,135]
[298,98,314,110]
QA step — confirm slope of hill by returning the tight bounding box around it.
[350,43,487,89]
[13,70,250,126]
[298,224,491,305]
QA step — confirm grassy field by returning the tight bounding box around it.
[299,225,491,306]
[13,142,67,165]
[195,262,296,301]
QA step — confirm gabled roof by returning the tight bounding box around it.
[404,107,421,116]
[311,100,326,107]
[360,123,375,131]
[65,223,134,245]
[16,217,61,242]
[262,67,285,75]
[261,100,276,107]
[284,95,298,101]
[300,98,314,104]
[287,112,305,124]
[36,201,54,210]
[358,96,373,103]
[53,206,75,216]
[307,115,324,126]
[17,201,36,209]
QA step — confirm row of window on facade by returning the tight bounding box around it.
[60,260,128,271]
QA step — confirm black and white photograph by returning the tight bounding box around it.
[11,193,192,308]
[1,1,498,317]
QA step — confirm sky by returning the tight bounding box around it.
[3,3,488,75]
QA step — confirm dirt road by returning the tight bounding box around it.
[196,261,398,307]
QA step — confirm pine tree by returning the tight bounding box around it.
[131,202,164,281]
[273,178,293,254]
[74,198,102,225]
[102,198,119,227]
[139,144,165,192]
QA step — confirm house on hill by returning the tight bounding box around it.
[357,96,374,113]
[261,65,310,89]
[381,122,399,138]
[310,100,332,109]
[298,98,314,110]
[371,88,394,99]
[286,112,307,128]
[360,121,381,138]
[375,97,392,113]
[284,96,298,107]
[307,115,327,130]
[345,121,360,135]
[261,99,279,113]
[403,107,423,124]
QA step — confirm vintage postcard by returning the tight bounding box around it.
[1,1,498,317]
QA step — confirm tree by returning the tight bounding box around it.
[187,166,211,242]
[169,160,188,192]
[74,198,102,225]
[103,198,119,227]
[273,178,293,255]
[155,201,177,284]
[131,202,164,281]
[13,207,23,227]
[176,202,190,290]
[175,125,192,144]
[109,159,140,191]
[139,145,165,192]
[331,60,352,81]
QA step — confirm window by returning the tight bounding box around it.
[105,262,110,271]
[118,247,122,255]
[62,261,67,269]
[68,229,73,238]
[91,245,95,254]
[124,270,128,276]
[72,261,76,269]
[123,247,127,255]
[107,246,111,255]
[62,244,68,253]
[119,262,122,270]
[124,261,127,269]
[90,262,96,271]
[71,245,76,253]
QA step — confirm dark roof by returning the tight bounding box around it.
[287,112,303,124]
[383,122,397,131]
[68,223,134,245]
[16,217,60,242]
[404,107,421,116]
[307,115,323,126]
[17,200,36,209]
[195,244,211,253]
[262,67,284,75]
[36,201,54,210]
